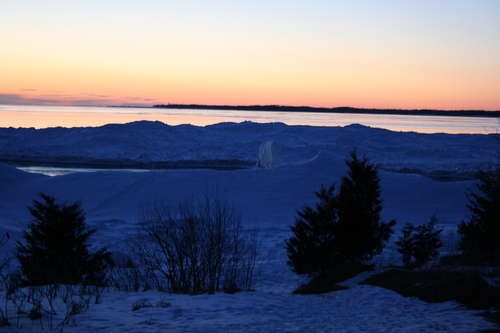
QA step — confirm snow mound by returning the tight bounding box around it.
[257,141,286,168]
[0,120,497,177]
[0,162,44,184]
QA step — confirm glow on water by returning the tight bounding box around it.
[0,104,498,134]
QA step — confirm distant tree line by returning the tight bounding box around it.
[154,104,500,117]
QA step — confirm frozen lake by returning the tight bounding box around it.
[1,104,498,134]
[15,165,150,176]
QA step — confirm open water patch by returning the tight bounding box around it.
[5,160,252,176]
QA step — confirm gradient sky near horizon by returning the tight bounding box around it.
[1,1,499,110]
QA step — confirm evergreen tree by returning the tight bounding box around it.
[396,215,443,268]
[286,151,396,279]
[412,215,442,266]
[16,193,109,286]
[285,185,338,277]
[458,166,500,263]
[395,223,415,267]
[335,151,395,264]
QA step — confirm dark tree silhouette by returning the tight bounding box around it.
[335,151,395,264]
[458,167,500,264]
[396,215,443,268]
[286,151,395,280]
[16,193,109,286]
[285,185,338,277]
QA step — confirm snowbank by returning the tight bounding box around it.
[0,121,496,177]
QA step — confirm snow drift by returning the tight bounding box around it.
[0,121,496,178]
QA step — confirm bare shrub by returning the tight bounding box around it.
[108,255,144,292]
[134,189,259,294]
[0,280,102,331]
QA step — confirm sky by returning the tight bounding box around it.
[1,1,499,110]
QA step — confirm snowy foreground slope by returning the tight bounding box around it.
[0,121,498,332]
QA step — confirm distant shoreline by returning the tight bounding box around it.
[153,104,500,118]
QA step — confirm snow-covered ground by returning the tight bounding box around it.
[0,121,497,177]
[0,121,498,332]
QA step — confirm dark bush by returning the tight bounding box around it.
[396,215,443,268]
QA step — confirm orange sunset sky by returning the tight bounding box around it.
[1,1,499,110]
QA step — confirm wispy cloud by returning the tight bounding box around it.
[0,93,61,105]
[20,88,36,92]
[122,96,159,102]
[0,92,159,107]
[82,93,112,98]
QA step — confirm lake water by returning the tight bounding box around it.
[15,166,150,177]
[1,104,498,134]
[12,163,247,176]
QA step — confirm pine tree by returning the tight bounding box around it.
[285,185,338,277]
[16,193,109,286]
[412,215,442,266]
[396,215,443,268]
[335,151,395,264]
[286,151,396,279]
[395,223,415,267]
[458,166,500,263]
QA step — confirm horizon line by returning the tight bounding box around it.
[2,102,499,116]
